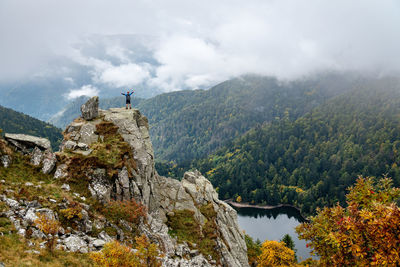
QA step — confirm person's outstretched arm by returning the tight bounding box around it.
[121,93,126,96]
[129,91,134,96]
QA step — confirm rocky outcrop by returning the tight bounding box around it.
[80,96,99,120]
[0,194,110,253]
[52,97,249,266]
[42,150,57,174]
[5,133,51,151]
[3,133,56,174]
[0,155,11,168]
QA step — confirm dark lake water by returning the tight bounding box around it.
[232,205,315,261]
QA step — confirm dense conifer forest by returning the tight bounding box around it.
[192,77,400,214]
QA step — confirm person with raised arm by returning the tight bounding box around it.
[121,90,134,109]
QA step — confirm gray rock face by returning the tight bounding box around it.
[42,150,56,174]
[79,124,98,145]
[80,96,99,120]
[102,108,155,207]
[88,169,111,203]
[116,167,130,201]
[54,164,68,179]
[64,235,88,253]
[30,147,43,166]
[57,107,248,266]
[5,133,51,151]
[63,140,77,150]
[0,155,11,168]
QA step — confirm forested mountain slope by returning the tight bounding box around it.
[140,73,359,163]
[194,76,400,215]
[0,105,62,150]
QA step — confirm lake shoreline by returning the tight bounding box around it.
[224,199,307,221]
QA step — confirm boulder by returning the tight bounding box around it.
[80,96,99,120]
[0,155,11,168]
[61,184,70,191]
[30,147,43,166]
[63,140,77,151]
[64,235,88,253]
[98,231,113,243]
[42,150,56,174]
[92,239,106,248]
[54,164,68,179]
[5,198,20,210]
[4,133,51,151]
[24,208,38,224]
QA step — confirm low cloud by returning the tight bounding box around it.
[99,63,150,88]
[1,0,400,93]
[66,85,99,99]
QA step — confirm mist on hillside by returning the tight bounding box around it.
[0,0,399,120]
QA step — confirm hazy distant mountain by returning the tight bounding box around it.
[50,73,367,163]
[0,34,161,121]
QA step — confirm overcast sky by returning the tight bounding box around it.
[1,0,400,96]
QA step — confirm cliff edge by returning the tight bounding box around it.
[54,98,249,266]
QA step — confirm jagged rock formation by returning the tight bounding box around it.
[0,97,249,266]
[80,96,99,120]
[3,133,56,174]
[56,98,249,266]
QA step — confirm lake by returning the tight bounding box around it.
[232,205,315,261]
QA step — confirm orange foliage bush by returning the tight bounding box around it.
[35,213,60,251]
[60,201,83,220]
[90,235,161,267]
[103,199,147,224]
[258,240,296,266]
[296,176,400,266]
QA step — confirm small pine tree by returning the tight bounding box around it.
[281,234,297,261]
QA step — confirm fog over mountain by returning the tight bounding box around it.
[0,0,399,119]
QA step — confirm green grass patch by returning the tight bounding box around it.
[0,217,13,234]
[167,205,221,263]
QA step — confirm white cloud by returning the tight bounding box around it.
[99,63,150,88]
[66,85,99,99]
[1,0,400,93]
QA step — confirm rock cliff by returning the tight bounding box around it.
[0,97,249,266]
[57,99,249,266]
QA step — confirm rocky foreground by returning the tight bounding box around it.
[0,97,249,266]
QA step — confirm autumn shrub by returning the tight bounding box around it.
[103,199,146,224]
[245,234,261,266]
[296,176,400,266]
[133,235,162,267]
[35,213,60,251]
[258,240,296,266]
[60,201,83,221]
[90,235,161,267]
